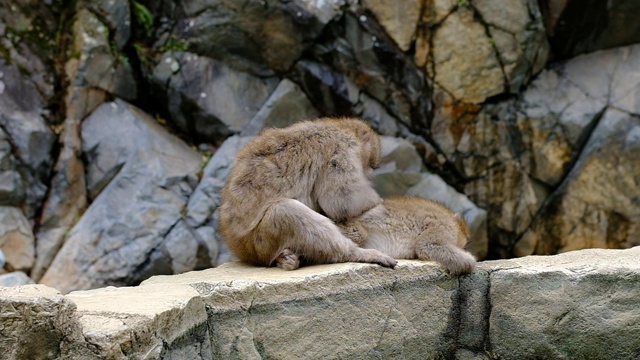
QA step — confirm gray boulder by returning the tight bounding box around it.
[0,206,35,272]
[243,79,321,136]
[0,271,35,287]
[152,52,278,140]
[40,100,201,293]
[0,61,55,218]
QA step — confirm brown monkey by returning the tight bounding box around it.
[338,197,476,275]
[218,118,397,270]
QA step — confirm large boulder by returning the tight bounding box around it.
[151,52,278,140]
[40,100,202,293]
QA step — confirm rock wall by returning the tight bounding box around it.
[1,0,640,291]
[1,247,639,359]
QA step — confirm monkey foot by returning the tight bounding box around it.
[275,249,301,271]
[355,248,397,269]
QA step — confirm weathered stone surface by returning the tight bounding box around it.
[472,0,549,92]
[243,79,321,136]
[180,135,253,269]
[425,0,548,103]
[309,12,431,130]
[521,109,640,256]
[153,52,278,140]
[0,61,55,218]
[0,285,82,360]
[3,248,640,359]
[145,261,459,359]
[33,117,87,281]
[40,100,201,293]
[362,0,422,51]
[431,8,504,103]
[67,283,206,359]
[0,271,34,287]
[0,127,24,206]
[429,43,640,258]
[67,8,136,103]
[0,206,35,272]
[489,247,640,359]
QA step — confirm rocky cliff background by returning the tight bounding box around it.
[0,0,639,293]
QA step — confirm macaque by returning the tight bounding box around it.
[219,118,397,270]
[338,197,476,275]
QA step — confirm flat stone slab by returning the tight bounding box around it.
[1,247,639,359]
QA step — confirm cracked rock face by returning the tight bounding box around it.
[422,0,549,103]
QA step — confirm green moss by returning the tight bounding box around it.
[161,37,189,53]
[132,1,154,36]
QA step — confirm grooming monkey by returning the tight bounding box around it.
[338,197,476,275]
[219,118,397,270]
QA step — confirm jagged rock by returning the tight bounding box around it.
[84,0,131,48]
[243,79,321,136]
[0,61,55,218]
[179,135,253,269]
[0,271,34,287]
[430,43,640,258]
[0,207,35,272]
[40,100,201,293]
[32,118,87,281]
[0,284,84,360]
[309,12,432,130]
[152,52,278,140]
[362,0,422,51]
[424,0,548,103]
[472,0,549,92]
[519,110,640,256]
[157,0,342,76]
[67,283,207,359]
[431,7,504,103]
[540,0,640,58]
[489,247,640,359]
[0,0,58,98]
[291,60,359,116]
[69,9,135,102]
[0,128,24,206]
[374,137,488,259]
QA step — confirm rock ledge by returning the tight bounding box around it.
[1,247,639,359]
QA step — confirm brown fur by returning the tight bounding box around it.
[219,118,397,270]
[338,197,476,275]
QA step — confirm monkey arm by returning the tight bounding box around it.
[315,149,382,222]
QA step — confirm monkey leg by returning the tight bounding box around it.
[415,241,476,276]
[261,199,397,269]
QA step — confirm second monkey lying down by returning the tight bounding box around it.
[338,197,477,276]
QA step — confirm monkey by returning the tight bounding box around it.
[336,197,476,275]
[218,118,397,270]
